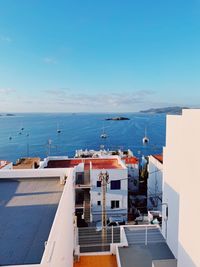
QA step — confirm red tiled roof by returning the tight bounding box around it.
[47,158,122,170]
[85,159,122,170]
[153,155,163,163]
[124,157,138,165]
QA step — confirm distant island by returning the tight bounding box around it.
[0,113,15,117]
[105,116,130,121]
[140,107,189,115]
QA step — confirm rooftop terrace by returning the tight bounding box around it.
[0,177,63,266]
[118,226,175,267]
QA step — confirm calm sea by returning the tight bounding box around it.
[0,113,166,162]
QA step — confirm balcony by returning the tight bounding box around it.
[75,171,91,188]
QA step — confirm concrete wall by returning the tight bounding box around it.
[0,161,13,170]
[39,156,69,168]
[152,259,177,267]
[162,109,200,267]
[90,168,128,222]
[147,156,163,212]
[41,168,75,267]
[0,168,68,184]
[1,168,75,267]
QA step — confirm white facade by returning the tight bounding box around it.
[90,167,128,222]
[162,109,200,267]
[0,167,75,267]
[147,155,163,212]
[0,160,13,170]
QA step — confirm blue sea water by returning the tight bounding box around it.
[0,113,166,162]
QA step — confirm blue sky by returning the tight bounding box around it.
[0,0,200,112]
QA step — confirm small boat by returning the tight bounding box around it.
[100,124,108,139]
[101,133,108,139]
[57,123,61,134]
[9,136,12,141]
[142,128,149,144]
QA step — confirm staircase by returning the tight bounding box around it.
[84,190,90,223]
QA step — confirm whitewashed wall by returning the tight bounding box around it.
[163,109,200,267]
[39,156,69,168]
[0,168,68,184]
[90,168,128,222]
[1,168,75,267]
[0,162,13,170]
[147,156,163,211]
[41,168,75,267]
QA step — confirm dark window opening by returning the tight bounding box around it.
[111,200,120,209]
[97,181,101,187]
[110,180,121,190]
[76,173,84,184]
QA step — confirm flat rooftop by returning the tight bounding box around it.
[47,158,123,170]
[118,243,175,267]
[119,226,175,267]
[0,177,63,266]
[13,157,40,169]
[74,255,117,267]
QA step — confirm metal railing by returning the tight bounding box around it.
[78,226,121,253]
[76,224,165,254]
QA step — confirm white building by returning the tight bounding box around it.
[147,155,163,212]
[43,156,128,223]
[162,109,200,267]
[0,160,12,170]
[90,158,128,222]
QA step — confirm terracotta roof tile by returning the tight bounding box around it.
[153,155,163,163]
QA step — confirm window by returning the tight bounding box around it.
[110,180,121,190]
[111,200,120,209]
[97,201,101,206]
[97,181,101,187]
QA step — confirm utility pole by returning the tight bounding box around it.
[98,171,109,241]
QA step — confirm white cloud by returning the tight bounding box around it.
[45,88,71,98]
[43,89,156,111]
[0,35,12,42]
[0,88,15,94]
[43,57,57,64]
